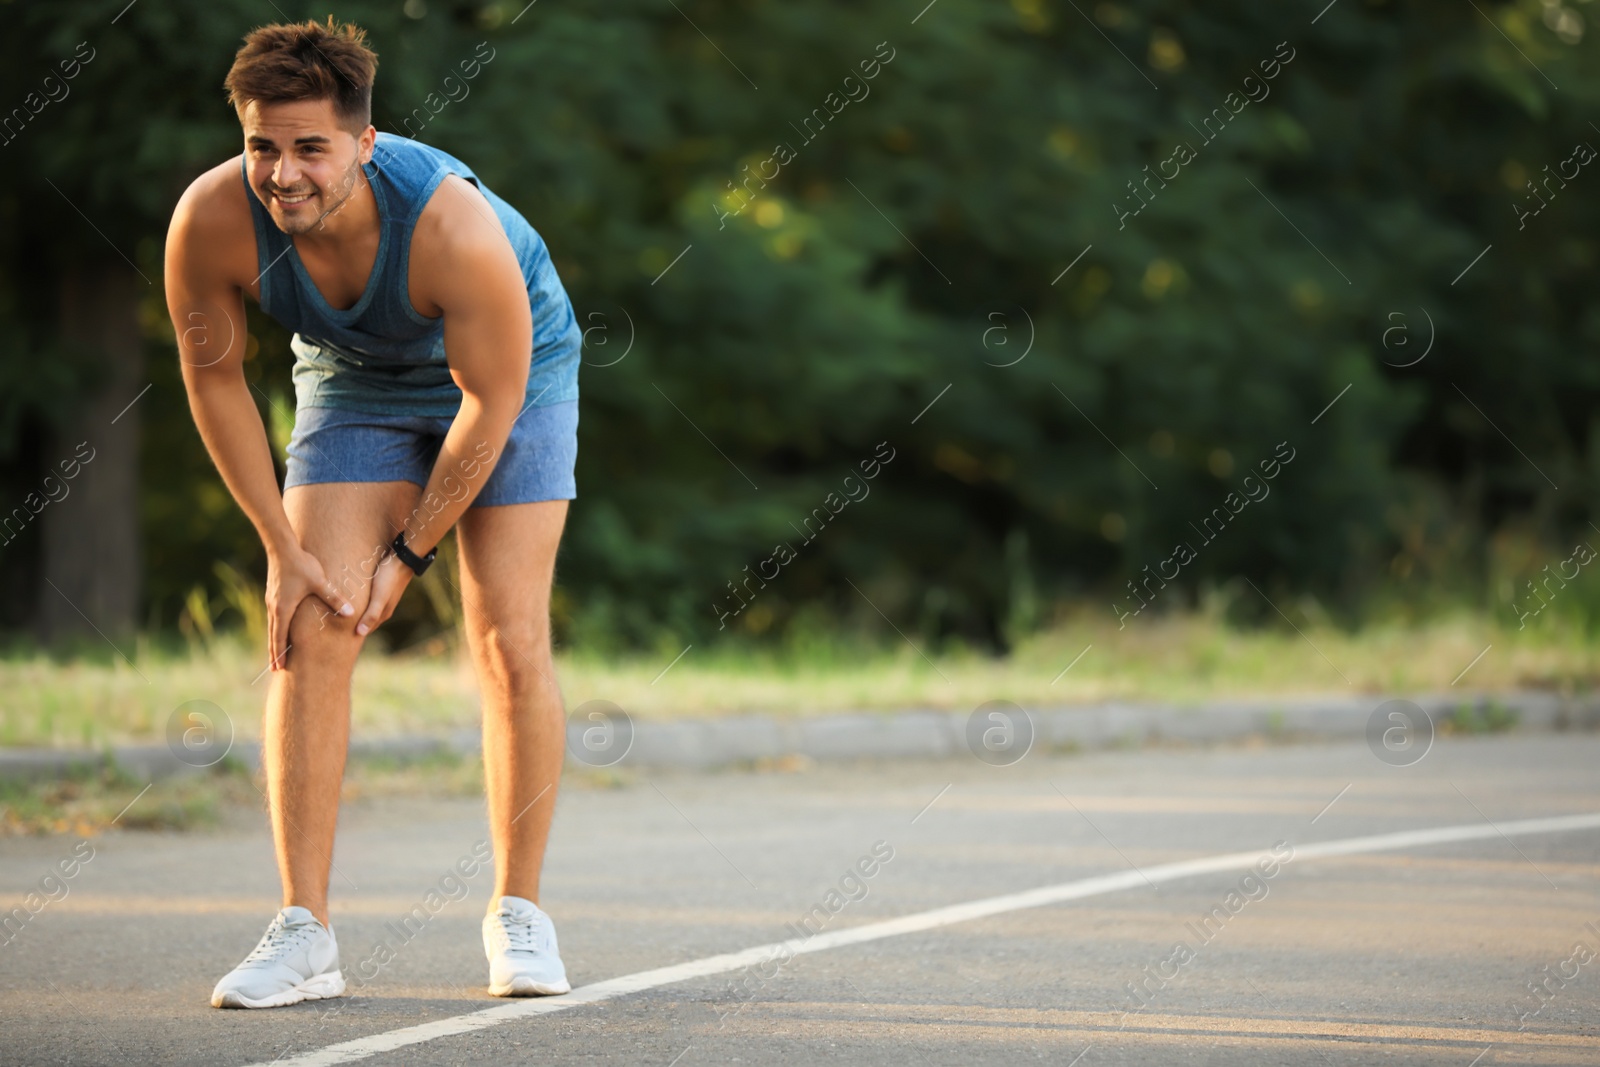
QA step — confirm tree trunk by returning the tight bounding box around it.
[36,265,146,643]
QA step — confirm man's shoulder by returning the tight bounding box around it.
[168,156,257,280]
[172,156,253,229]
[408,173,520,315]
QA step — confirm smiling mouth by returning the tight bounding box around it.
[271,190,314,207]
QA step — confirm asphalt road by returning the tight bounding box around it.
[2,732,1598,1066]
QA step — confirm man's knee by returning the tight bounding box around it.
[473,620,552,696]
[287,594,360,662]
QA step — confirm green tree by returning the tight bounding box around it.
[0,0,1595,652]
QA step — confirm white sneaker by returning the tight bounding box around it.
[212,906,345,1009]
[483,895,571,996]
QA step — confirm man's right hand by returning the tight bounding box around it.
[265,544,355,671]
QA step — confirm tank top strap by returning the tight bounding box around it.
[367,137,455,327]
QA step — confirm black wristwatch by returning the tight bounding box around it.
[390,531,436,576]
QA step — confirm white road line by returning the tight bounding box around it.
[240,811,1600,1067]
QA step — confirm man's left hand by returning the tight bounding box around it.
[356,551,417,637]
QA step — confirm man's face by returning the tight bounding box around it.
[241,97,374,236]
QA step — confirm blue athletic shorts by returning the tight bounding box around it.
[282,401,578,505]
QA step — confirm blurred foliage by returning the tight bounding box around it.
[0,0,1598,653]
[0,757,256,836]
[1441,698,1521,734]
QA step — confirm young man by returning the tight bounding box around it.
[164,19,579,1008]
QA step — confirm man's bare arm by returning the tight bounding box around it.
[406,176,533,553]
[353,176,533,636]
[165,170,354,667]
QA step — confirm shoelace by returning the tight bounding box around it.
[494,910,542,954]
[242,918,316,964]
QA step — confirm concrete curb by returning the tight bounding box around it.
[2,690,1597,784]
[600,690,1600,769]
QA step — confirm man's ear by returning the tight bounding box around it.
[358,124,377,164]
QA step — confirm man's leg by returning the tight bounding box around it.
[455,500,569,905]
[267,480,420,928]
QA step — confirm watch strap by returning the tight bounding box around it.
[390,531,436,576]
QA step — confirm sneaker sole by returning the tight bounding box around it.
[212,970,346,1009]
[489,975,571,997]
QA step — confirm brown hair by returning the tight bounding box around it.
[224,18,378,133]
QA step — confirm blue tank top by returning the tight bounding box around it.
[243,133,579,417]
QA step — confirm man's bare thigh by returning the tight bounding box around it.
[455,500,568,638]
[282,480,422,628]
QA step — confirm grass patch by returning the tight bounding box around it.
[2,608,1596,751]
[1440,698,1520,735]
[0,759,259,837]
[338,748,485,801]
[0,749,675,836]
